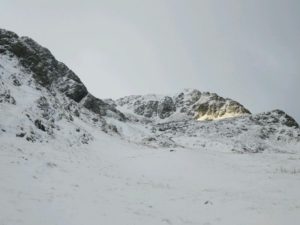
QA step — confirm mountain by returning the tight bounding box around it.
[0,28,127,146]
[114,88,251,121]
[1,28,300,225]
[109,89,299,152]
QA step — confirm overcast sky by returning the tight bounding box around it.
[1,0,299,122]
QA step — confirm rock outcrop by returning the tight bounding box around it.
[0,28,125,121]
[115,89,250,121]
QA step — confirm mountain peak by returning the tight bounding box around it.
[0,28,126,121]
[115,89,251,121]
[0,28,299,153]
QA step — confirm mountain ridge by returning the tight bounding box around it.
[1,28,300,225]
[0,28,126,121]
[0,28,299,152]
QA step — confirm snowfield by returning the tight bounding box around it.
[1,133,300,225]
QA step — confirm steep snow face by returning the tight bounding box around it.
[115,89,251,122]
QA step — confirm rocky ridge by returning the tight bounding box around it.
[114,88,251,122]
[0,28,299,153]
[0,29,125,121]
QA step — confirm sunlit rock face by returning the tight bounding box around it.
[174,89,251,121]
[115,89,251,122]
[193,95,251,121]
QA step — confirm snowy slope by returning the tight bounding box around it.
[1,28,300,225]
[1,131,300,225]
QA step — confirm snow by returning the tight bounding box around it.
[1,132,300,225]
[1,48,300,225]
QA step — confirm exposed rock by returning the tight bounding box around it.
[157,97,176,119]
[36,97,52,120]
[134,100,159,118]
[0,89,16,104]
[56,77,88,102]
[16,132,26,138]
[115,89,250,121]
[0,28,124,120]
[252,110,299,129]
[82,94,126,121]
[34,119,46,132]
[194,98,251,121]
[10,74,21,86]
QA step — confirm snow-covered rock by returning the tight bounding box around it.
[0,28,126,122]
[0,28,130,147]
[1,28,299,152]
[115,88,251,122]
[1,28,300,225]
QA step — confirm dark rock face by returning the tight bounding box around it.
[34,119,46,132]
[131,96,176,119]
[56,77,88,103]
[0,28,124,120]
[134,100,158,118]
[0,29,88,102]
[157,97,176,119]
[174,89,202,108]
[252,110,299,129]
[82,94,126,121]
[82,94,108,116]
[272,110,299,128]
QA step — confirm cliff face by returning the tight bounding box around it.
[0,29,126,121]
[114,88,251,122]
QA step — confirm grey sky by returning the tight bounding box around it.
[1,0,300,122]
